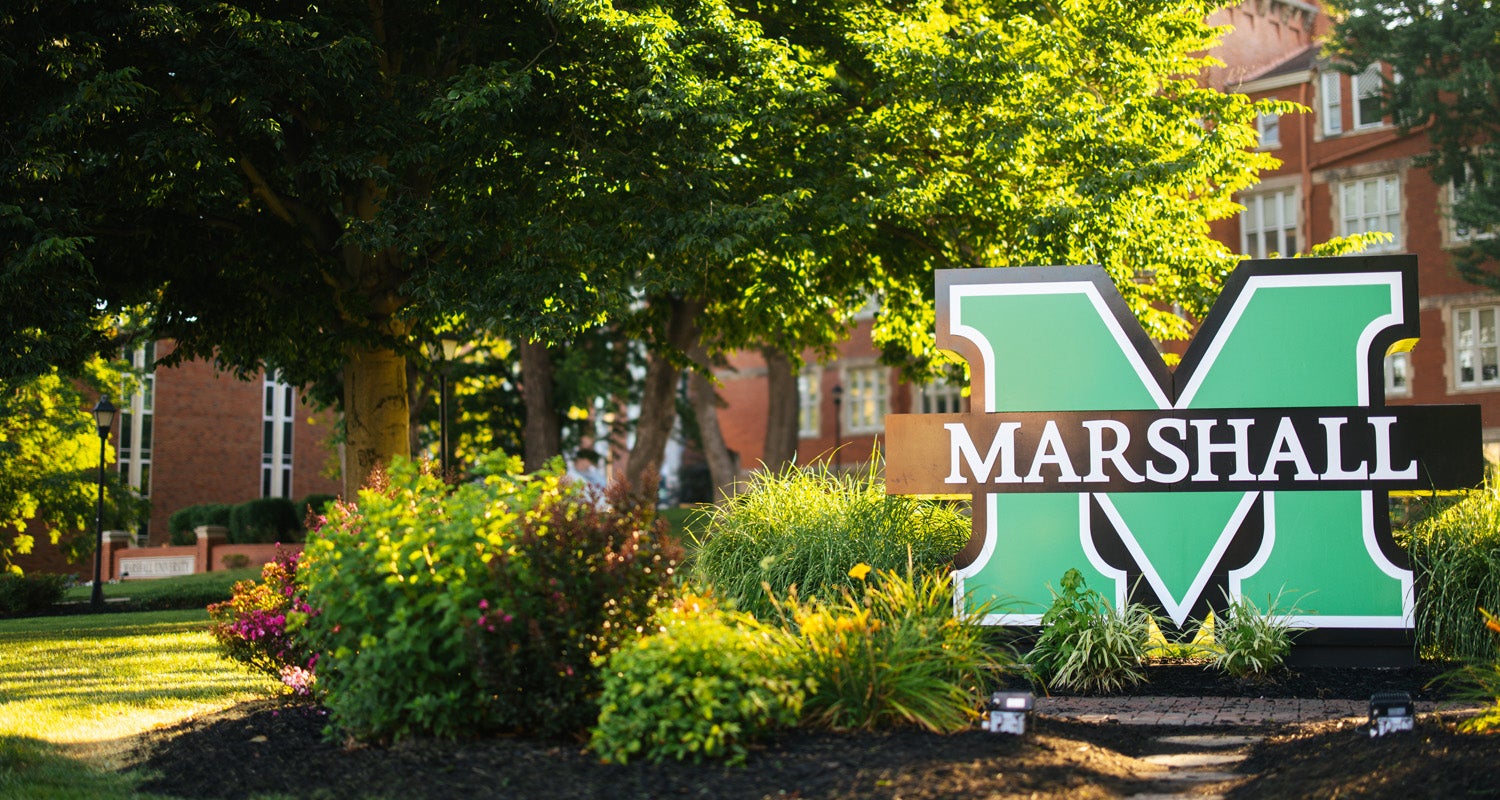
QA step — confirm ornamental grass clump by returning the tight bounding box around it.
[1203,590,1303,680]
[207,547,319,695]
[591,593,806,765]
[1026,568,1159,694]
[1409,487,1500,662]
[1437,607,1500,733]
[770,565,1011,732]
[691,460,968,619]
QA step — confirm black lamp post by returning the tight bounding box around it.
[831,383,844,467]
[90,395,117,611]
[437,336,459,475]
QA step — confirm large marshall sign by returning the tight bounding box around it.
[888,256,1483,661]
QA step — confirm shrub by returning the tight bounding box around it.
[1204,590,1302,680]
[773,565,1010,732]
[298,453,679,741]
[167,507,198,546]
[295,494,338,526]
[229,497,302,544]
[1438,607,1500,733]
[1409,488,1500,662]
[207,548,318,694]
[692,461,969,619]
[1027,568,1159,693]
[0,573,70,617]
[591,594,805,765]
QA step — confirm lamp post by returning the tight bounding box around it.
[90,395,117,611]
[831,383,843,467]
[437,336,459,475]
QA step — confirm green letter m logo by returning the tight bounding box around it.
[888,257,1481,655]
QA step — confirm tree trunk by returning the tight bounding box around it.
[688,356,737,502]
[625,297,704,490]
[342,343,411,499]
[761,347,800,473]
[519,339,562,472]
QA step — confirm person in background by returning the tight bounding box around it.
[567,448,607,493]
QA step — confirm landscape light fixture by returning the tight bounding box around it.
[981,691,1034,735]
[1368,691,1415,737]
[434,335,460,475]
[90,395,118,611]
[831,383,844,465]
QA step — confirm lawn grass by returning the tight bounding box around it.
[60,568,260,610]
[0,609,276,799]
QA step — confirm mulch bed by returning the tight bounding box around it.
[128,664,1499,800]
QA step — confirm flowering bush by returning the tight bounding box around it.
[298,453,679,741]
[208,547,319,694]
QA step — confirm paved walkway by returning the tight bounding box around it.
[1035,695,1483,725]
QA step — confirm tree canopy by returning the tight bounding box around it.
[1330,0,1500,283]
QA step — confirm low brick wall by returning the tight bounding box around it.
[105,527,303,580]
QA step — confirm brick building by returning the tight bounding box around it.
[714,0,1500,477]
[13,341,342,573]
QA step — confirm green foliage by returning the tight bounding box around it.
[1203,591,1302,680]
[1437,608,1500,733]
[1409,488,1500,662]
[771,567,1010,732]
[1028,569,1160,694]
[0,360,145,574]
[1330,0,1500,285]
[228,497,302,544]
[294,494,338,525]
[208,549,317,692]
[471,476,681,738]
[165,504,234,547]
[691,462,968,618]
[167,507,198,546]
[0,572,70,617]
[591,595,805,765]
[298,453,678,741]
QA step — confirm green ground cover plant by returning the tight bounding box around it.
[0,609,275,798]
[1027,569,1160,693]
[1408,487,1500,662]
[0,572,70,616]
[591,594,806,765]
[691,462,968,619]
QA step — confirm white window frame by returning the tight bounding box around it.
[797,366,821,439]
[119,343,155,499]
[1384,352,1412,398]
[1256,111,1281,148]
[1453,306,1500,389]
[262,375,296,497]
[1448,168,1496,244]
[1353,64,1385,130]
[1338,174,1402,251]
[1320,70,1343,136]
[842,365,889,435]
[1239,187,1300,258]
[914,378,964,415]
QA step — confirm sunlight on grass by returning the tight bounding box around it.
[0,610,275,754]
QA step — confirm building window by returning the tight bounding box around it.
[1454,306,1500,388]
[797,366,821,438]
[842,365,889,434]
[1320,70,1343,136]
[1448,169,1495,244]
[1257,112,1281,148]
[1339,175,1401,251]
[119,343,155,537]
[915,379,964,414]
[1385,352,1411,397]
[1240,188,1299,258]
[1353,64,1385,130]
[262,375,295,497]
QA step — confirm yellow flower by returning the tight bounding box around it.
[848,563,872,581]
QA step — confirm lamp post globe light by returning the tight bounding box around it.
[90,395,118,611]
